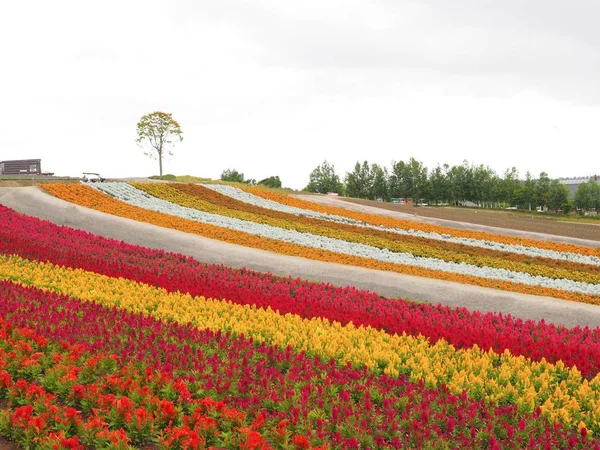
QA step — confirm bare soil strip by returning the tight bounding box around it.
[295,195,600,247]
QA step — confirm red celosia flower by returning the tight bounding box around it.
[292,435,311,449]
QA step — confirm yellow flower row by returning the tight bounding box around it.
[2,253,600,432]
[132,183,600,285]
[242,185,600,258]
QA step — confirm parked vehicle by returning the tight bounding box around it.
[82,173,105,183]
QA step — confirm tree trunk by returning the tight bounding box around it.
[158,150,163,176]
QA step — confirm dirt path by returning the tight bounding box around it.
[0,437,17,450]
[295,194,600,248]
[1,186,600,328]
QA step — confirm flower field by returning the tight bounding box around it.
[1,203,600,447]
[42,182,600,305]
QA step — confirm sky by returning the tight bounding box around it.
[1,0,599,189]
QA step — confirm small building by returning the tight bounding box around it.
[0,159,41,175]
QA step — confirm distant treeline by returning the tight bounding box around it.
[305,159,600,212]
[220,169,282,189]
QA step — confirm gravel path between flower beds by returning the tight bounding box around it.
[2,186,600,328]
[296,194,600,249]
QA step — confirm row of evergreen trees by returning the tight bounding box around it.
[305,159,600,212]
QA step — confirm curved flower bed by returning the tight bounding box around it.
[176,183,600,267]
[4,254,600,434]
[214,183,600,265]
[2,203,600,379]
[2,205,600,446]
[41,183,600,305]
[242,185,600,258]
[90,183,600,296]
[136,182,600,284]
[3,285,595,448]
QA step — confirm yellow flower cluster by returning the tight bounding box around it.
[2,254,600,432]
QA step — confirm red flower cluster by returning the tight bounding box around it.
[0,318,316,449]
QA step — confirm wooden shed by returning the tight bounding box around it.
[0,159,42,175]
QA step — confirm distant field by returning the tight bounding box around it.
[342,197,600,241]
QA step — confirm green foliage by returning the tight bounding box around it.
[136,111,183,177]
[518,172,536,210]
[445,161,471,203]
[345,161,373,199]
[329,155,589,214]
[389,158,428,201]
[535,172,551,208]
[370,163,388,200]
[500,167,521,205]
[344,162,389,200]
[305,160,344,194]
[548,180,572,213]
[426,165,450,204]
[220,169,245,183]
[589,180,600,210]
[258,176,282,188]
[575,179,600,210]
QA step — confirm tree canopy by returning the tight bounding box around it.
[301,156,588,214]
[258,176,282,189]
[575,179,600,210]
[547,179,571,212]
[220,169,245,183]
[345,161,373,199]
[305,161,344,194]
[136,112,183,176]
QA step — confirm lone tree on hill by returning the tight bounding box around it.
[136,111,183,176]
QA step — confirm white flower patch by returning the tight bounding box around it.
[91,183,600,297]
[202,184,600,267]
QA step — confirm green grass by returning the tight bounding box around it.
[556,215,600,224]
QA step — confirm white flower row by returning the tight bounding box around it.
[91,183,600,296]
[203,184,600,267]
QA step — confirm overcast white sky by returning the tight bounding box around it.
[1,0,599,189]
